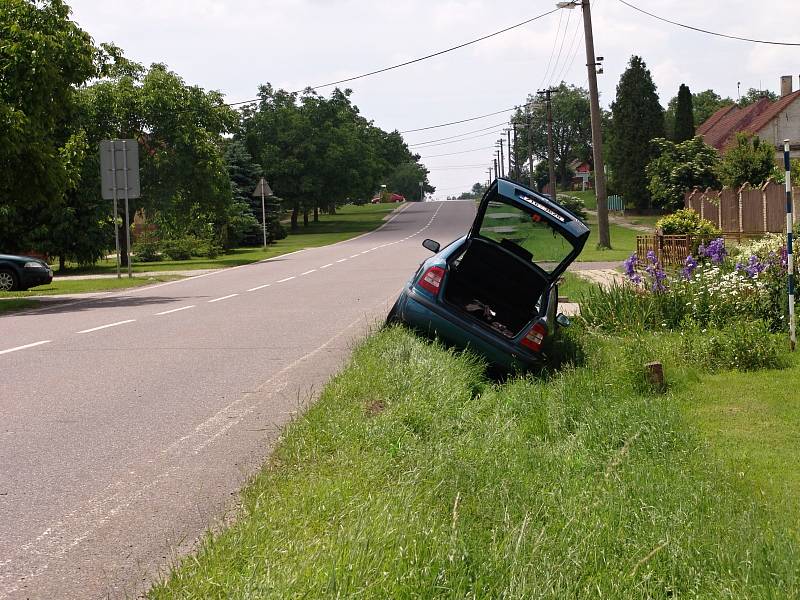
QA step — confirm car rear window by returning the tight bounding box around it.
[478,200,574,273]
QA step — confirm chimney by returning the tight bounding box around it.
[781,75,793,97]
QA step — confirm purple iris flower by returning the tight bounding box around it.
[681,255,698,280]
[623,253,642,284]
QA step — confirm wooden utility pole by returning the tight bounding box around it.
[498,138,505,178]
[580,0,610,247]
[538,88,558,198]
[527,110,534,189]
[506,128,512,178]
[511,123,518,180]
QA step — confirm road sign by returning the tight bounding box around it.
[252,178,273,198]
[100,140,140,200]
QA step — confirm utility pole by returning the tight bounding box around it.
[498,138,505,178]
[537,88,558,198]
[558,0,609,247]
[511,123,518,181]
[506,128,512,179]
[494,158,498,180]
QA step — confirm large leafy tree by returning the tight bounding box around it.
[386,162,434,200]
[0,0,96,252]
[718,133,776,189]
[737,87,778,107]
[514,83,591,190]
[609,56,665,209]
[673,84,695,142]
[646,137,720,210]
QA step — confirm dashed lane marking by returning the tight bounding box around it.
[300,269,316,276]
[247,284,271,292]
[0,340,52,355]
[77,320,136,334]
[208,294,238,303]
[276,276,295,283]
[155,305,196,316]
[319,263,333,269]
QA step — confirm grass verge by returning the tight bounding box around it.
[150,326,799,598]
[577,216,639,262]
[55,204,397,275]
[1,275,183,297]
[0,298,40,314]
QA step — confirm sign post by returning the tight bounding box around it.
[100,140,140,278]
[252,178,273,247]
[785,139,796,351]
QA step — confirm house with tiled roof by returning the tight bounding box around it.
[698,75,800,158]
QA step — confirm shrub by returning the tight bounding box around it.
[655,208,720,236]
[555,194,588,220]
[131,230,162,262]
[162,235,201,260]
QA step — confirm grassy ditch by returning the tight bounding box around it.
[0,298,40,314]
[151,326,799,599]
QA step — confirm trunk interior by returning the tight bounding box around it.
[443,237,549,338]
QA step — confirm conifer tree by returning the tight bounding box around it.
[674,84,695,142]
[609,56,665,209]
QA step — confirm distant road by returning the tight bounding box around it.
[0,201,476,599]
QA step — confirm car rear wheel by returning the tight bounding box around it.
[0,269,18,292]
[386,297,402,325]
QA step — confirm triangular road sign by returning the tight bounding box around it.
[252,178,273,197]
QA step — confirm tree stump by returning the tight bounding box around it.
[644,361,665,392]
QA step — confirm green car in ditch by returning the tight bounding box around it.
[388,178,590,371]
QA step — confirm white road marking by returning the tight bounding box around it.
[319,263,333,269]
[77,320,136,334]
[300,269,316,276]
[277,276,295,283]
[349,254,360,258]
[208,293,238,303]
[247,284,271,291]
[155,305,196,316]
[336,258,347,263]
[0,340,51,355]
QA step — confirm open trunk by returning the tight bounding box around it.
[443,237,549,338]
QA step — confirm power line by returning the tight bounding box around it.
[618,0,800,46]
[418,146,496,158]
[547,8,572,87]
[538,9,564,90]
[410,129,506,149]
[552,8,584,85]
[225,7,560,108]
[399,107,517,133]
[407,121,509,146]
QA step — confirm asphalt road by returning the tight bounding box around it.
[0,200,476,599]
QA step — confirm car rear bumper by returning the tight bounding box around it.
[398,288,543,371]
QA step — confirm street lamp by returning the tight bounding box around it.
[556,0,610,248]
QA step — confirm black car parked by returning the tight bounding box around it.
[0,254,53,291]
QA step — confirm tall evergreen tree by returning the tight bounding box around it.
[673,84,695,142]
[609,56,665,209]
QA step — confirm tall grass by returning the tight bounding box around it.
[151,327,798,599]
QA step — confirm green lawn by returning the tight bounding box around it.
[0,298,40,314]
[681,355,800,536]
[562,189,597,209]
[150,327,800,598]
[577,215,638,262]
[54,203,397,275]
[558,272,598,300]
[0,274,183,298]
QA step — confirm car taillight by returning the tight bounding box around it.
[520,322,547,352]
[417,266,445,295]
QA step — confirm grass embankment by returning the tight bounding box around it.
[54,204,397,276]
[0,274,183,298]
[0,298,40,314]
[151,326,799,598]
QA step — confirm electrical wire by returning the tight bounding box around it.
[407,121,509,146]
[418,146,497,158]
[547,8,572,87]
[399,107,517,133]
[538,9,564,90]
[224,7,560,108]
[410,129,506,149]
[618,0,800,46]
[552,8,584,85]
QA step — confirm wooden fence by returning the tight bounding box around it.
[684,181,800,233]
[637,232,766,265]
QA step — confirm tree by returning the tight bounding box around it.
[223,140,263,246]
[718,133,776,189]
[737,87,778,107]
[646,137,721,210]
[386,162,433,201]
[514,83,591,190]
[664,88,733,139]
[0,0,96,252]
[673,84,695,142]
[609,56,665,209]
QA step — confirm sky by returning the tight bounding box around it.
[67,0,800,199]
